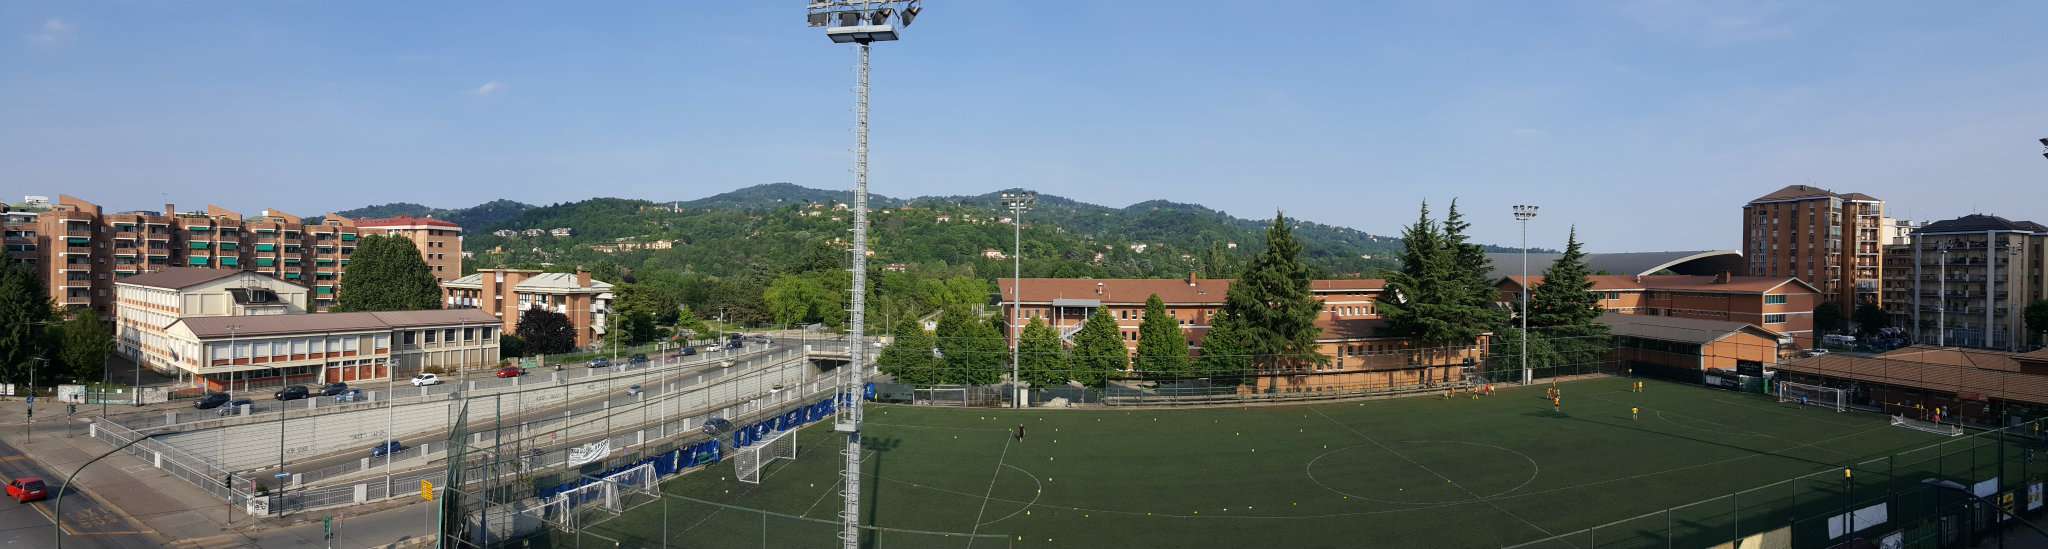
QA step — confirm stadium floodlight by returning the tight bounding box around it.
[804,2,926,548]
[2039,137,2047,160]
[1512,205,1538,386]
[1001,191,1037,409]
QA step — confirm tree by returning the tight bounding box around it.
[335,235,441,312]
[1217,213,1325,376]
[621,310,658,346]
[1068,306,1127,387]
[0,252,53,386]
[1853,303,1890,339]
[877,319,939,385]
[933,308,1004,386]
[1814,302,1847,335]
[2027,300,2048,348]
[57,309,112,383]
[1195,308,1253,385]
[1524,228,1608,375]
[1134,294,1190,379]
[1441,200,1511,333]
[499,334,528,359]
[516,308,578,355]
[1016,318,1068,388]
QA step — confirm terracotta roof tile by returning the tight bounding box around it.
[116,268,248,290]
[1002,277,1386,306]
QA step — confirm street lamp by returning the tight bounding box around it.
[1513,205,1539,385]
[27,357,46,442]
[1938,240,1953,347]
[806,2,924,548]
[1001,191,1035,409]
[2038,137,2047,160]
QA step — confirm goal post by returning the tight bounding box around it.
[1892,415,1964,437]
[1777,381,1846,412]
[735,427,799,485]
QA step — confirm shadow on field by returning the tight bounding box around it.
[863,436,901,549]
[1533,411,1840,469]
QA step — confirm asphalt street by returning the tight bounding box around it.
[0,436,160,549]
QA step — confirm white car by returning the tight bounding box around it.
[411,373,442,387]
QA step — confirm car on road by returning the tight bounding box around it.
[411,373,442,387]
[334,389,364,402]
[680,346,698,357]
[626,384,642,397]
[1802,349,1831,358]
[319,382,350,396]
[589,358,612,368]
[629,353,649,365]
[369,441,405,458]
[194,392,232,410]
[495,366,524,378]
[274,385,310,401]
[218,399,255,416]
[6,477,48,503]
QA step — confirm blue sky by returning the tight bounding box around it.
[5,1,2046,252]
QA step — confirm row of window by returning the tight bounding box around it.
[398,326,497,345]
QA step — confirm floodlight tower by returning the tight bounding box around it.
[806,2,922,548]
[1001,191,1036,408]
[1513,205,1539,385]
[2038,137,2047,160]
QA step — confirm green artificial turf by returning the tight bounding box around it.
[563,377,2024,549]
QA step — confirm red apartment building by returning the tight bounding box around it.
[1496,273,1820,350]
[1742,185,1886,314]
[997,275,1486,393]
[357,217,464,283]
[442,268,614,349]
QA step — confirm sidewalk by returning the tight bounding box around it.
[0,400,435,548]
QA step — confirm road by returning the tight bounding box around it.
[0,437,159,549]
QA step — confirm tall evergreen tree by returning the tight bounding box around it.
[878,319,939,385]
[934,308,1004,385]
[58,309,112,383]
[1525,228,1608,375]
[0,252,53,386]
[515,308,578,355]
[335,235,441,312]
[1068,306,1127,387]
[1016,318,1068,388]
[1218,213,1325,376]
[1195,308,1253,385]
[1381,202,1458,351]
[1134,294,1191,379]
[1442,200,1511,332]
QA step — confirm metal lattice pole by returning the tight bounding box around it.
[837,40,873,549]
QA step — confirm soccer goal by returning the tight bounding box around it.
[602,463,658,510]
[735,427,798,484]
[1778,381,1846,412]
[1891,415,1964,437]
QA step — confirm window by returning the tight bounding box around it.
[481,327,495,340]
[424,330,437,343]
[1606,292,1621,300]
[444,329,456,342]
[1764,314,1787,324]
[1764,295,1788,305]
[463,327,474,341]
[402,331,415,345]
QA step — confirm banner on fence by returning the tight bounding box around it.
[1825,503,1887,539]
[568,440,611,467]
[2029,483,2043,511]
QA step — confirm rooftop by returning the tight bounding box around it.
[1500,274,1817,295]
[1001,276,1387,305]
[178,308,499,338]
[356,216,463,230]
[1914,214,2048,235]
[117,268,252,290]
[1748,184,1879,204]
[1596,313,1784,345]
[1482,250,1744,280]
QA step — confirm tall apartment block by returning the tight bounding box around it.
[1741,185,1885,314]
[357,217,464,283]
[1880,215,2048,351]
[1,194,401,314]
[442,268,613,348]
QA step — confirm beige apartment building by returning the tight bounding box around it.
[358,216,464,282]
[165,309,501,392]
[114,268,311,377]
[443,269,614,348]
[1742,185,1885,314]
[2,194,405,313]
[1880,214,2048,351]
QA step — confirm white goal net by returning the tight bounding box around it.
[1778,381,1846,412]
[1891,415,1964,437]
[736,427,798,484]
[602,463,658,510]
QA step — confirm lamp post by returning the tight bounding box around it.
[1513,205,1539,385]
[27,357,45,442]
[806,2,923,548]
[53,431,159,549]
[1001,191,1035,408]
[1938,241,1952,347]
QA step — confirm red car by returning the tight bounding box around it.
[6,477,47,503]
[495,366,524,378]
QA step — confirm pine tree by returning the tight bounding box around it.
[1195,308,1253,385]
[934,308,1004,385]
[1381,202,1468,362]
[1134,294,1190,379]
[1443,200,1510,332]
[1016,318,1068,388]
[878,319,939,385]
[1218,213,1325,376]
[335,235,441,312]
[58,309,112,383]
[1525,228,1608,376]
[1068,306,1127,387]
[0,252,53,386]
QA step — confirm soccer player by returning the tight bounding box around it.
[1632,406,1639,420]
[1015,424,1027,442]
[1552,395,1562,413]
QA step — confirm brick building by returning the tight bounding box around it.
[1598,314,1787,383]
[442,269,614,348]
[1741,185,1886,313]
[1880,214,2048,351]
[357,217,465,283]
[996,275,1486,393]
[1496,274,1820,350]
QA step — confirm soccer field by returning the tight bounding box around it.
[570,377,1957,548]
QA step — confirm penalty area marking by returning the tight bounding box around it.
[1304,440,1542,505]
[975,463,1046,527]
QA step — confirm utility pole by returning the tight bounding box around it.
[1939,241,1951,347]
[806,2,923,547]
[1513,205,1539,385]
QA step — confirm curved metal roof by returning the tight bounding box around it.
[1484,250,1744,280]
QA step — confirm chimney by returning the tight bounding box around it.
[576,270,592,288]
[164,203,177,216]
[1714,272,1731,284]
[1095,282,1104,296]
[1633,274,1642,284]
[1187,272,1198,287]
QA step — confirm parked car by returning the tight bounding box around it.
[319,382,350,396]
[589,358,612,368]
[629,353,649,365]
[194,392,231,410]
[626,384,642,397]
[274,385,310,401]
[369,441,405,458]
[411,373,442,387]
[1802,349,1831,358]
[680,346,698,357]
[5,477,47,503]
[219,399,255,416]
[334,389,364,403]
[495,366,524,378]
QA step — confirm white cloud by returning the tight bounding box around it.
[27,17,73,44]
[473,81,504,96]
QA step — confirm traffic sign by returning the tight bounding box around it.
[420,479,434,501]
